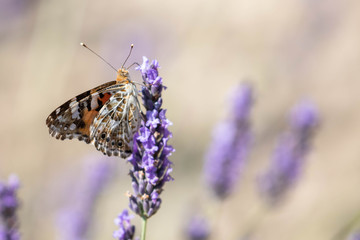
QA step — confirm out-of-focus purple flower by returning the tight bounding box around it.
[204,83,253,199]
[113,210,136,240]
[57,156,112,240]
[258,101,319,205]
[0,0,28,26]
[348,232,360,240]
[290,102,318,143]
[186,215,210,240]
[0,175,20,240]
[128,57,174,219]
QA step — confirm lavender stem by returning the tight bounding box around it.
[331,210,360,240]
[141,218,147,240]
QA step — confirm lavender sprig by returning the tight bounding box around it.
[348,232,360,240]
[204,83,253,199]
[113,210,136,240]
[0,175,20,240]
[258,101,319,205]
[128,57,174,221]
[186,215,210,240]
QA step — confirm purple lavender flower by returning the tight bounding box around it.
[113,210,136,240]
[0,175,20,240]
[186,215,210,240]
[128,57,174,219]
[348,232,360,240]
[258,101,319,205]
[204,83,253,199]
[57,156,112,240]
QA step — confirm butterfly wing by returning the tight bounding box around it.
[91,82,141,158]
[46,81,118,143]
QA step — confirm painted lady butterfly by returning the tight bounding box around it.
[46,44,141,158]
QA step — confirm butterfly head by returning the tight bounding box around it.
[116,68,130,83]
[116,44,134,83]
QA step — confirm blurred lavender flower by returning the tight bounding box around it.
[113,210,136,240]
[128,57,174,219]
[348,231,360,240]
[186,215,210,240]
[0,0,27,27]
[0,175,20,240]
[58,157,112,240]
[258,101,319,205]
[204,83,253,199]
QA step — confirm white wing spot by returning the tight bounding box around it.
[69,100,77,108]
[72,111,80,119]
[91,96,98,109]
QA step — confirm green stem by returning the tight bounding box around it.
[241,203,269,238]
[141,217,147,240]
[331,210,360,240]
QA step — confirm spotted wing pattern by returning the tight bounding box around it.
[91,82,141,158]
[46,81,141,158]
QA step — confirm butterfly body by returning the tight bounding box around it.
[46,68,141,158]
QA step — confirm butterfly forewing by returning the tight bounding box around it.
[46,81,117,142]
[46,77,141,158]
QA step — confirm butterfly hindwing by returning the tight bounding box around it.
[91,82,141,157]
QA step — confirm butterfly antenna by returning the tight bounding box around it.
[80,43,117,72]
[121,44,134,69]
[127,62,140,69]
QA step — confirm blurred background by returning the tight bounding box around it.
[1,0,360,239]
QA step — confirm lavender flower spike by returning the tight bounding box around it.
[258,101,319,205]
[113,210,136,240]
[186,215,210,240]
[128,57,174,219]
[204,83,253,199]
[348,232,360,240]
[0,175,20,240]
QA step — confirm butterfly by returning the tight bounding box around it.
[46,44,141,158]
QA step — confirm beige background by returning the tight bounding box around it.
[1,0,360,239]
